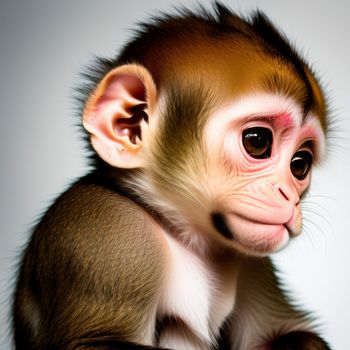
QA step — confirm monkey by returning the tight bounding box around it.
[12,3,332,350]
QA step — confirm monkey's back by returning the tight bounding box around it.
[13,174,167,349]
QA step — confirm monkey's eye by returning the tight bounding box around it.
[290,151,313,180]
[242,127,273,159]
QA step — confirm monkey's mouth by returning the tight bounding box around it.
[211,212,290,254]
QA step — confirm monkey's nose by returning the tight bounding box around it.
[278,187,289,201]
[274,183,299,206]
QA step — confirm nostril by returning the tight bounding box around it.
[278,187,289,201]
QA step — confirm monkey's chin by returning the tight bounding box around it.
[212,213,290,256]
[233,224,290,256]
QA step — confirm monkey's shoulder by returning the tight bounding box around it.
[31,175,165,256]
[18,176,167,317]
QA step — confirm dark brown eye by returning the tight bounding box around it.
[290,151,313,180]
[242,127,273,159]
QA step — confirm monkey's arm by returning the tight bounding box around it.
[225,257,331,350]
[13,175,169,350]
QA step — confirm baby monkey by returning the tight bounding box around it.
[13,2,331,350]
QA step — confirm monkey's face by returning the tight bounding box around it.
[201,93,325,255]
[143,92,325,256]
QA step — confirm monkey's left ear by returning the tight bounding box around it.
[83,64,157,168]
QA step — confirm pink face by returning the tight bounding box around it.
[205,94,325,256]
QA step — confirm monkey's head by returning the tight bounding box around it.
[81,4,327,256]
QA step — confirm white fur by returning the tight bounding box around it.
[158,230,236,349]
[158,232,213,344]
[159,327,211,350]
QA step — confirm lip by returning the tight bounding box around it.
[215,213,290,254]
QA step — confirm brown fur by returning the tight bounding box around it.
[14,173,168,349]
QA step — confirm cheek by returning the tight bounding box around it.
[205,129,239,176]
[205,116,252,174]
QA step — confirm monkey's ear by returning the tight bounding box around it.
[83,64,157,168]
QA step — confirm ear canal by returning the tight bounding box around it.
[114,103,148,144]
[82,64,157,169]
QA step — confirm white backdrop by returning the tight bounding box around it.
[1,1,349,349]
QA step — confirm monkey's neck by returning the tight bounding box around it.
[89,166,241,265]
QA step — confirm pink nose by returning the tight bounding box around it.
[274,180,300,206]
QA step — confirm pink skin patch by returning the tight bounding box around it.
[274,112,294,129]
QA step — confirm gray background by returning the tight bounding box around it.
[1,0,349,349]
